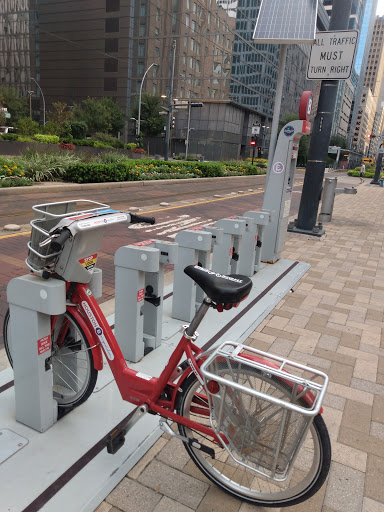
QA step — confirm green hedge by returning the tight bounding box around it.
[64,159,266,183]
[33,134,60,144]
[0,133,19,141]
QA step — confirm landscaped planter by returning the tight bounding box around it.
[0,141,146,159]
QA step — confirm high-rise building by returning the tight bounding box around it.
[352,14,384,154]
[348,0,378,148]
[0,0,39,119]
[0,1,329,159]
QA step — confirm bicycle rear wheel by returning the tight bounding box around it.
[3,309,97,411]
[176,363,331,507]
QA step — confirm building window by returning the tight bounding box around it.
[104,58,118,72]
[138,42,145,57]
[104,77,117,91]
[138,62,145,75]
[155,46,160,57]
[140,3,146,16]
[106,0,120,12]
[105,38,119,52]
[139,23,146,36]
[105,18,119,32]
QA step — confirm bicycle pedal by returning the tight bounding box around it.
[106,428,126,454]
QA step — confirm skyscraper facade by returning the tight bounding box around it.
[0,1,329,159]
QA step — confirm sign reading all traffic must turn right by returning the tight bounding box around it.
[307,30,358,80]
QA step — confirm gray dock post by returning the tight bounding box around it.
[7,275,66,432]
[243,210,271,272]
[212,218,247,275]
[172,229,214,322]
[114,240,178,362]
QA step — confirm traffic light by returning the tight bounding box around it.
[258,146,262,157]
[171,116,176,129]
[250,136,256,146]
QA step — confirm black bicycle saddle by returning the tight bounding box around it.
[184,265,252,304]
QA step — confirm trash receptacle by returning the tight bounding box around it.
[379,178,384,187]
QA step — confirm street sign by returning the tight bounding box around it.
[307,30,358,80]
[252,125,260,135]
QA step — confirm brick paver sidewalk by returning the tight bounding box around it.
[96,179,384,512]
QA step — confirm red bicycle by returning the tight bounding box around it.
[4,200,331,508]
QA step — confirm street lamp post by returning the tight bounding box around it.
[137,63,155,137]
[27,91,33,119]
[30,77,45,125]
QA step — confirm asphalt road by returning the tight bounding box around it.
[1,170,353,349]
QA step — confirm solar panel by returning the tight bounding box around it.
[253,0,318,44]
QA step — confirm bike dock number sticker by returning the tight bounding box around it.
[79,254,97,272]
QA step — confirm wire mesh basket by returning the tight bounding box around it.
[200,341,328,482]
[27,200,109,272]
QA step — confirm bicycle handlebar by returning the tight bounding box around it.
[50,228,72,252]
[129,213,156,225]
[45,211,155,253]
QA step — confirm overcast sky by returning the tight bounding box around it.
[377,0,384,15]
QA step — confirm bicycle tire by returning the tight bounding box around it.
[176,362,331,507]
[3,308,97,410]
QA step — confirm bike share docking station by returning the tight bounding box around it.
[0,94,316,512]
[114,239,178,362]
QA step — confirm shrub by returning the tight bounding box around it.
[94,132,124,148]
[95,151,128,164]
[19,150,81,182]
[16,117,40,135]
[1,133,19,141]
[42,121,61,135]
[0,162,32,187]
[65,162,127,183]
[69,120,88,139]
[59,142,75,150]
[125,142,138,150]
[17,135,35,142]
[33,134,60,144]
[71,138,95,147]
[133,147,146,154]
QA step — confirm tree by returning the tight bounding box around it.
[72,97,124,136]
[130,93,165,153]
[329,135,347,149]
[0,85,28,123]
[47,102,73,133]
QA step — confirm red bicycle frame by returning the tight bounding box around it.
[63,282,220,441]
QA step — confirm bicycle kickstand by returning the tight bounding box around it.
[106,404,148,454]
[159,420,215,459]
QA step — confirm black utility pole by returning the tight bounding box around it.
[371,150,383,185]
[293,0,353,235]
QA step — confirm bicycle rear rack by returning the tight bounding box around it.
[200,341,328,482]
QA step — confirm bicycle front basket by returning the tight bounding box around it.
[200,341,328,482]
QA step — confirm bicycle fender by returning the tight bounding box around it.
[67,306,104,371]
[238,354,323,414]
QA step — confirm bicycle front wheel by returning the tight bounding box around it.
[3,309,97,411]
[176,365,331,508]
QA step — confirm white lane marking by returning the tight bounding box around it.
[128,214,216,239]
[167,220,216,239]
